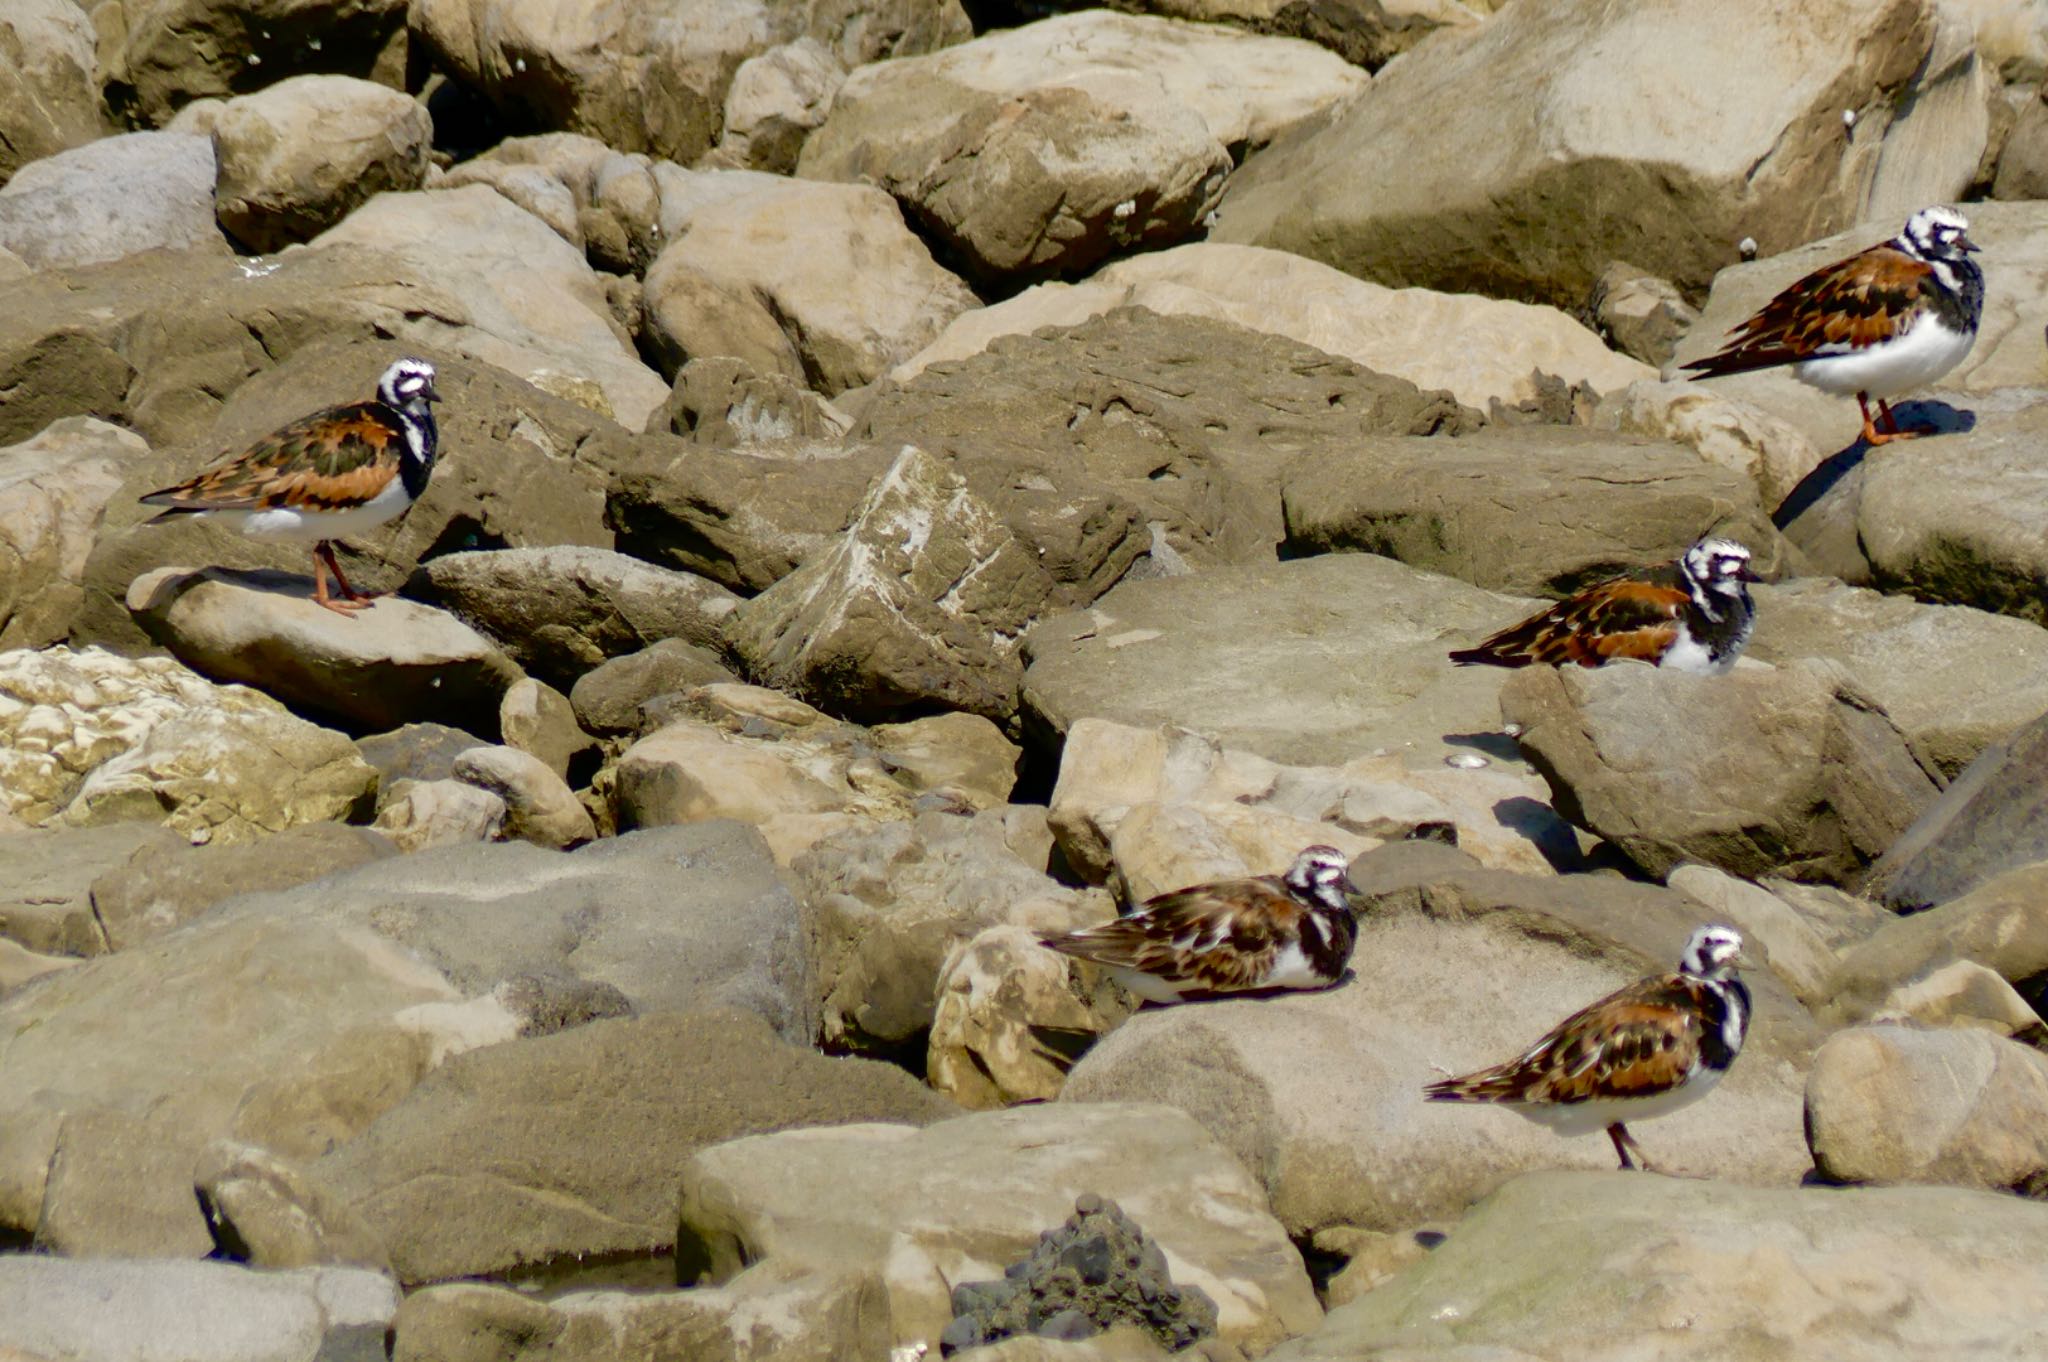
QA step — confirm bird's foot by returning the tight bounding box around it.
[313,594,373,616]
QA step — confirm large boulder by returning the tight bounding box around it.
[210,75,433,251]
[1073,0,1487,69]
[1830,862,2048,1023]
[675,1102,1323,1355]
[0,418,137,650]
[704,36,845,174]
[893,242,1656,412]
[1267,1171,2048,1361]
[0,822,181,956]
[1020,552,1541,768]
[1062,842,1820,1236]
[1282,426,1787,597]
[641,177,977,395]
[302,1010,954,1283]
[799,11,1365,284]
[0,0,103,188]
[1213,0,1952,308]
[727,446,1056,724]
[1862,708,2048,913]
[1500,659,1940,886]
[0,130,221,269]
[1589,377,1824,508]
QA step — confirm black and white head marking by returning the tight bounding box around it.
[1678,924,1744,981]
[1678,538,1754,623]
[376,357,440,483]
[1678,923,1751,1069]
[1898,205,1979,299]
[1283,844,1356,915]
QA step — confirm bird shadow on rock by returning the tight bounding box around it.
[130,564,335,614]
[1442,729,1524,762]
[1773,399,1974,529]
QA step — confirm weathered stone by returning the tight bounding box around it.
[195,1139,391,1272]
[1589,378,1824,508]
[128,566,526,736]
[800,12,1364,284]
[0,938,77,996]
[568,639,738,736]
[211,75,433,251]
[0,1,102,188]
[34,1108,213,1257]
[1500,659,1939,886]
[354,722,488,788]
[1590,261,1699,367]
[0,822,180,956]
[451,745,596,849]
[1085,0,1486,69]
[928,925,1132,1109]
[675,1103,1322,1354]
[0,418,139,650]
[0,131,221,269]
[1266,1171,2048,1361]
[1807,1024,2048,1193]
[311,1009,954,1284]
[1874,960,2047,1040]
[1994,82,2048,197]
[497,678,592,780]
[707,37,845,174]
[728,446,1055,724]
[1282,427,1786,597]
[1831,862,2048,1024]
[649,355,853,446]
[369,779,507,853]
[1666,863,1839,1009]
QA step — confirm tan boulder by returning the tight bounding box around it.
[0,0,102,187]
[0,419,137,651]
[928,925,1132,1109]
[0,131,222,270]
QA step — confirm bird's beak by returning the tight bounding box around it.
[1739,564,1763,583]
[1734,951,1761,972]
[1958,233,1981,254]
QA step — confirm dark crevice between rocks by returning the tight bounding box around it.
[820,1027,931,1085]
[492,1245,678,1298]
[1295,1234,1350,1304]
[0,1225,33,1255]
[413,514,510,567]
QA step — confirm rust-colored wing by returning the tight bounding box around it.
[1682,244,1935,377]
[1425,975,1707,1105]
[1450,574,1688,668]
[141,402,403,516]
[1041,877,1304,992]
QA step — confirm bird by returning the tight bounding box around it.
[1448,537,1758,674]
[139,357,442,616]
[1423,924,1752,1172]
[1681,205,1982,447]
[1040,845,1359,1004]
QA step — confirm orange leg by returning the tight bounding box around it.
[1607,1122,1651,1172]
[311,542,372,615]
[1858,393,1920,447]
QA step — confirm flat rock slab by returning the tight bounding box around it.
[1282,425,1787,597]
[1062,843,1818,1237]
[1863,708,2048,912]
[1831,862,2048,1024]
[1268,1171,2048,1361]
[0,1258,396,1362]
[675,1102,1322,1354]
[0,822,181,956]
[129,566,526,736]
[1020,552,1541,768]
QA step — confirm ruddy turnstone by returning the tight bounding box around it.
[1040,845,1358,1004]
[1682,205,1982,447]
[139,357,441,615]
[1424,924,1751,1171]
[1448,537,1757,674]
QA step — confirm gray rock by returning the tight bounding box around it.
[942,1197,1218,1353]
[1875,960,2046,1040]
[1501,659,1939,886]
[369,779,507,852]
[1863,706,2048,913]
[196,1140,391,1272]
[410,545,740,691]
[34,1108,214,1257]
[354,722,487,788]
[128,565,527,736]
[309,1009,955,1284]
[728,445,1056,724]
[497,678,592,780]
[1994,83,2048,198]
[1831,862,2048,1025]
[0,1257,398,1362]
[1807,1024,2048,1193]
[648,355,852,445]
[1590,261,1700,367]
[1665,863,1839,1009]
[451,744,595,849]
[0,0,102,188]
[0,131,222,269]
[87,822,397,952]
[0,822,181,957]
[1281,426,1787,598]
[1266,1171,2048,1361]
[0,417,139,650]
[0,938,76,996]
[1021,552,1541,768]
[676,1102,1322,1355]
[568,639,738,736]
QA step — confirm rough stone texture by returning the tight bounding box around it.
[1590,379,1824,508]
[799,12,1365,284]
[409,0,970,165]
[369,778,507,853]
[893,242,1655,413]
[451,744,596,849]
[1830,862,2048,1024]
[1862,707,2048,913]
[87,822,397,952]
[1282,426,1786,597]
[35,1107,214,1256]
[1875,960,2047,1039]
[497,677,590,779]
[308,1009,954,1284]
[941,1197,1218,1354]
[411,545,739,692]
[1266,1171,2048,1361]
[1213,0,1949,308]
[0,939,77,995]
[1747,577,2048,781]
[0,823,182,957]
[354,722,487,788]
[1076,0,1487,69]
[648,355,852,446]
[928,925,1133,1109]
[642,177,976,396]
[0,1258,398,1362]
[568,639,738,736]
[78,346,620,649]
[211,75,433,251]
[796,808,1110,1053]
[0,420,139,651]
[1063,842,1818,1237]
[0,1,102,188]
[196,1140,391,1272]
[0,130,221,269]
[1021,552,1540,769]
[706,37,845,173]
[675,1103,1322,1355]
[1807,1024,2048,1192]
[1590,260,1700,367]
[128,566,527,736]
[1500,659,1939,886]
[859,309,1483,601]
[728,446,1056,724]
[1994,82,2048,197]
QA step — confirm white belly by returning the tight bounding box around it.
[1514,1067,1724,1137]
[1792,314,1975,398]
[195,476,416,543]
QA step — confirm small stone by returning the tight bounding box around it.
[452,746,594,849]
[371,779,507,853]
[498,677,592,780]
